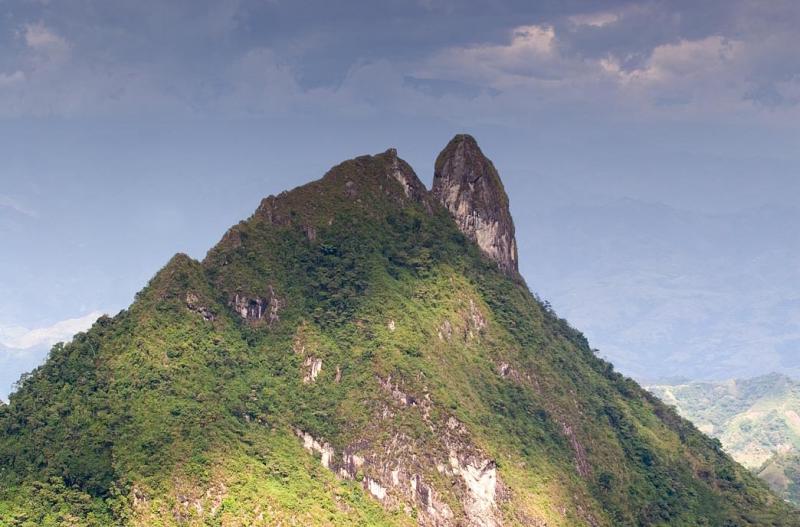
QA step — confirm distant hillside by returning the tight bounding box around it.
[517,184,800,383]
[649,373,800,504]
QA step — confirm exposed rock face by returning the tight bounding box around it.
[380,148,429,203]
[230,286,281,323]
[255,194,292,226]
[432,135,518,274]
[185,292,215,322]
[302,357,322,383]
[295,375,506,527]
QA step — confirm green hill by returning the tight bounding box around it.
[650,373,800,505]
[1,136,795,526]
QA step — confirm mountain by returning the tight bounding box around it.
[515,186,800,382]
[0,136,795,526]
[649,373,800,505]
[760,453,800,506]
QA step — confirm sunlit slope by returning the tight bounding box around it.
[651,373,800,505]
[1,145,796,526]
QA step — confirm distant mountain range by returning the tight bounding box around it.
[649,373,800,504]
[517,180,800,382]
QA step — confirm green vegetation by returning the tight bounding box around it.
[1,150,796,525]
[650,373,800,505]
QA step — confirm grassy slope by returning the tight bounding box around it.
[650,374,800,505]
[1,152,796,526]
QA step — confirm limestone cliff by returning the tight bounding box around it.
[432,135,518,274]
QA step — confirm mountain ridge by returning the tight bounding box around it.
[0,136,796,526]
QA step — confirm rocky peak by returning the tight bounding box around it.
[378,147,429,203]
[432,134,518,274]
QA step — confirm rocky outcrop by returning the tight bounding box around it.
[230,286,281,323]
[185,292,215,322]
[295,375,506,527]
[302,357,322,383]
[254,194,292,226]
[382,148,428,203]
[432,135,518,274]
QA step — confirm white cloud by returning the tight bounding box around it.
[592,35,759,116]
[602,36,742,86]
[507,25,557,56]
[423,24,745,97]
[0,22,77,116]
[569,12,620,28]
[417,24,558,88]
[22,22,69,55]
[0,311,104,351]
[405,20,799,122]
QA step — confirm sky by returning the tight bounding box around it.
[1,0,799,399]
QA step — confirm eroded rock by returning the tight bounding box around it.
[185,292,215,321]
[297,429,335,469]
[561,421,591,479]
[379,375,418,407]
[295,375,505,527]
[448,453,499,527]
[432,135,518,274]
[383,148,428,203]
[438,319,453,341]
[255,194,292,226]
[367,478,388,500]
[230,285,281,323]
[303,357,323,383]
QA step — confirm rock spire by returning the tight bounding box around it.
[432,134,518,274]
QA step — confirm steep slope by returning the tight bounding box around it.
[759,452,800,505]
[649,373,800,505]
[0,138,796,526]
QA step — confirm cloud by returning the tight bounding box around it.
[596,35,747,114]
[22,22,68,52]
[0,195,38,218]
[0,0,798,121]
[0,71,25,87]
[216,47,303,114]
[19,21,71,68]
[601,36,741,84]
[408,8,800,122]
[415,24,560,88]
[0,311,104,352]
[568,12,620,28]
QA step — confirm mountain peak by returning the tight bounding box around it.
[3,137,795,526]
[377,147,428,202]
[432,135,518,274]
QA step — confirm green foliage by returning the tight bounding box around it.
[650,374,800,506]
[0,157,796,526]
[0,478,117,527]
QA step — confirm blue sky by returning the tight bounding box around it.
[1,0,799,399]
